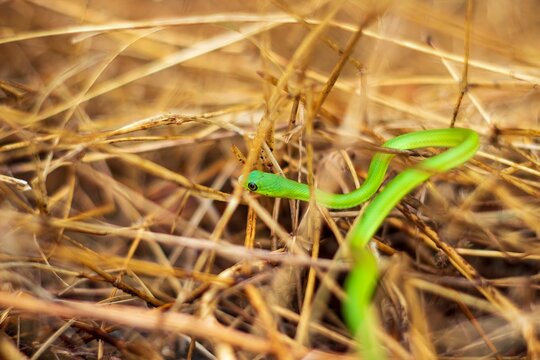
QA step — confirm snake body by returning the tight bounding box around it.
[243,128,479,357]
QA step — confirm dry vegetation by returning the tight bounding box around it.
[0,1,539,359]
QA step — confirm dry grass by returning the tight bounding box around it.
[0,1,539,359]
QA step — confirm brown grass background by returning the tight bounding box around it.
[0,1,539,359]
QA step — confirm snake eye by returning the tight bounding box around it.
[247,182,258,191]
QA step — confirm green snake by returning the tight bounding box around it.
[242,128,479,357]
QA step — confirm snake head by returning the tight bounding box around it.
[240,170,263,193]
[240,170,308,201]
[240,170,282,196]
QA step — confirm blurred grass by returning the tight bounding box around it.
[0,1,539,359]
